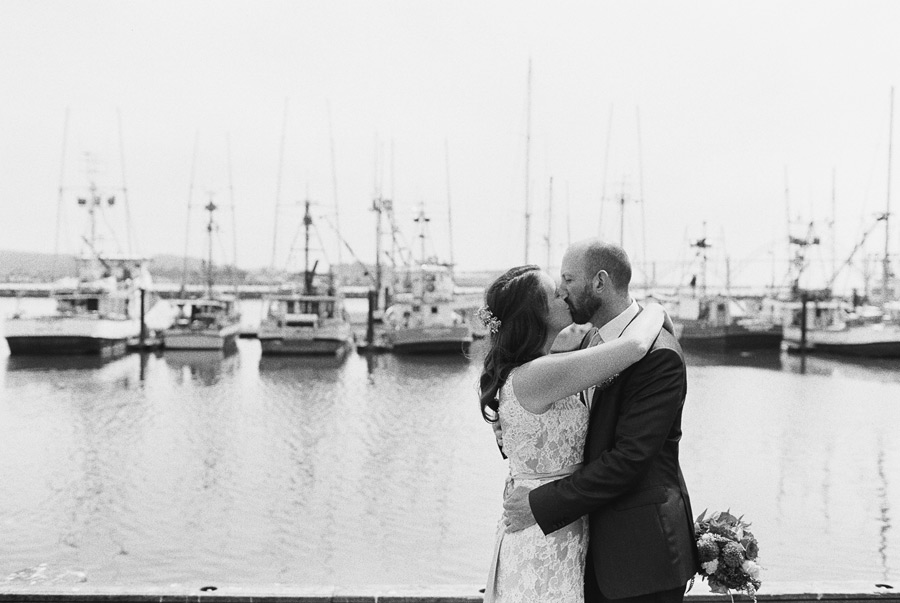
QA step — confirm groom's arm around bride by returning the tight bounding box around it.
[531,328,698,601]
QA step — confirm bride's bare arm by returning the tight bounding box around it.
[513,304,667,414]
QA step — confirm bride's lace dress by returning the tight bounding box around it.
[484,368,589,603]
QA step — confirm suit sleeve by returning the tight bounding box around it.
[529,346,685,535]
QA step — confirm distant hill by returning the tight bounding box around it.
[0,249,250,285]
[0,249,500,288]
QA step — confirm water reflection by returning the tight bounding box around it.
[877,436,893,582]
[684,349,783,370]
[164,351,239,386]
[781,352,900,383]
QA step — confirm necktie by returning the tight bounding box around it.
[581,329,603,408]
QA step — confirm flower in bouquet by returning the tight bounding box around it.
[691,509,761,602]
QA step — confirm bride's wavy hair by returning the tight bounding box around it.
[479,264,549,422]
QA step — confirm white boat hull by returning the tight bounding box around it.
[258,322,352,356]
[164,323,241,351]
[387,325,473,354]
[782,323,900,357]
[3,316,140,357]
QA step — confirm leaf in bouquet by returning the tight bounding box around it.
[696,509,708,523]
[719,510,738,525]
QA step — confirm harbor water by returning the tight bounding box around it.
[0,298,898,587]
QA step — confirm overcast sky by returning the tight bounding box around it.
[1,1,899,292]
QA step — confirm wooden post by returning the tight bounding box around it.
[366,288,376,347]
[799,293,808,354]
[139,288,147,348]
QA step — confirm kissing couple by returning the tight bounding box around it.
[479,238,700,603]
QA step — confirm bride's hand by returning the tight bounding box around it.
[623,302,666,354]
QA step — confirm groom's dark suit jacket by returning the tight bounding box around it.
[530,326,699,600]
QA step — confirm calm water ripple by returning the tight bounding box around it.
[0,323,898,586]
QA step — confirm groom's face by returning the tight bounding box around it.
[559,250,602,325]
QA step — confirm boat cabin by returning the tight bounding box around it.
[267,295,340,328]
[174,299,235,329]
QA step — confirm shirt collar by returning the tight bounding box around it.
[597,299,639,342]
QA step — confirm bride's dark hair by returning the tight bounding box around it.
[479,264,549,422]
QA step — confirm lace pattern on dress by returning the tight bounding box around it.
[484,368,590,603]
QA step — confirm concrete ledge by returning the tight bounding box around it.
[0,582,896,603]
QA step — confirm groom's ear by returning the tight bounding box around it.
[593,269,610,293]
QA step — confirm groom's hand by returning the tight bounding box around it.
[503,486,537,532]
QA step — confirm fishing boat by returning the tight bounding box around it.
[381,204,473,355]
[781,298,900,357]
[383,262,474,354]
[780,88,900,357]
[258,200,353,356]
[670,228,782,351]
[163,198,240,351]
[671,294,783,351]
[3,179,153,357]
[4,258,148,357]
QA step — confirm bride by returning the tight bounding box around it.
[478,264,668,603]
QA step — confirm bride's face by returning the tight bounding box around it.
[540,272,573,332]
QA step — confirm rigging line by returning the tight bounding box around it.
[312,221,332,268]
[272,98,289,270]
[53,107,70,282]
[117,108,135,255]
[181,131,200,294]
[99,200,124,255]
[318,214,377,286]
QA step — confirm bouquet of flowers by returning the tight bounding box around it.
[692,509,761,601]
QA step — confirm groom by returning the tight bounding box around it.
[503,238,699,603]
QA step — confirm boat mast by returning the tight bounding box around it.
[524,58,532,263]
[304,199,313,295]
[884,86,894,306]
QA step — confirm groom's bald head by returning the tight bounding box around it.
[568,238,632,295]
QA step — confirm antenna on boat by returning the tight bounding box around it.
[414,202,431,266]
[204,195,217,298]
[545,176,553,269]
[117,109,135,255]
[53,107,70,282]
[226,132,240,301]
[637,105,649,295]
[599,104,614,237]
[180,131,199,296]
[272,98,289,271]
[883,85,894,306]
[445,138,455,269]
[327,101,343,284]
[524,58,532,263]
[690,221,711,297]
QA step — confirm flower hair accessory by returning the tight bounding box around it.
[476,305,501,334]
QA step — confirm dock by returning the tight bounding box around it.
[0,582,896,603]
